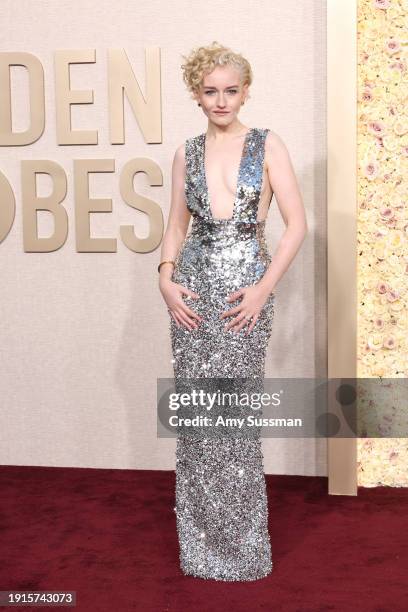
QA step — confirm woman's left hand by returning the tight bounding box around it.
[220,284,273,335]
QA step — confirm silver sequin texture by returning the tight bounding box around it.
[170,127,274,581]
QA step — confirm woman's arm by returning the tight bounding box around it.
[158,143,191,281]
[257,130,308,296]
[220,130,308,335]
[158,143,202,331]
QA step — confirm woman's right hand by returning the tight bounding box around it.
[159,278,202,331]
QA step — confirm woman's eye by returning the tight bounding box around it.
[203,90,238,95]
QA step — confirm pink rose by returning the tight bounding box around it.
[368,120,386,136]
[386,289,400,302]
[383,336,396,349]
[364,162,379,179]
[373,0,391,8]
[389,61,406,72]
[385,39,401,54]
[380,207,394,219]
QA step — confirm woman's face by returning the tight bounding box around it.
[194,65,248,126]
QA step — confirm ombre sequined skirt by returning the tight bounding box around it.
[170,216,274,581]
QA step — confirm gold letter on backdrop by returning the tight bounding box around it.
[55,50,98,145]
[21,160,68,252]
[0,171,16,243]
[0,52,45,146]
[74,159,116,252]
[119,158,163,253]
[108,48,161,144]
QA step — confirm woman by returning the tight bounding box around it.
[159,42,307,581]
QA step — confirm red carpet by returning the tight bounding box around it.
[0,465,407,611]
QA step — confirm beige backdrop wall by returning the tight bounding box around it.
[0,0,327,475]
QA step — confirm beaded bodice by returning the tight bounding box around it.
[184,127,269,225]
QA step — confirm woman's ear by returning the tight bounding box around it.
[242,82,249,103]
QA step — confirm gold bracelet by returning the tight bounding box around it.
[158,260,175,273]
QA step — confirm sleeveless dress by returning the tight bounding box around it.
[170,127,275,581]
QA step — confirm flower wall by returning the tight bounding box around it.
[357,0,408,486]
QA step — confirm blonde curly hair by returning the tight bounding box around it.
[180,41,253,99]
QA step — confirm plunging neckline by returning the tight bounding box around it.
[202,127,253,221]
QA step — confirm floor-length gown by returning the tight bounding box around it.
[170,127,275,581]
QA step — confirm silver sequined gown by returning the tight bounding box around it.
[170,127,275,581]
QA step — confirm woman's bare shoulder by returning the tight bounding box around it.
[173,132,203,162]
[265,129,288,153]
[263,130,291,177]
[174,142,186,160]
